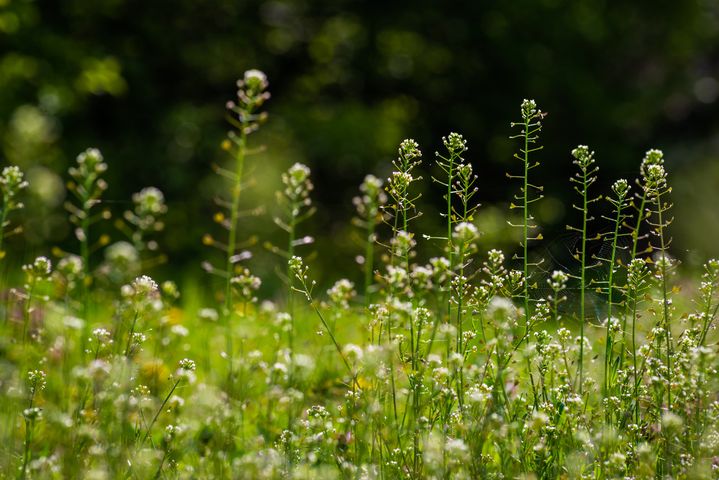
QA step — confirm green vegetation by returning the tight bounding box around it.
[2,73,719,479]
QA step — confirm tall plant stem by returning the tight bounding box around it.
[79,195,91,359]
[568,146,597,395]
[286,203,297,351]
[223,127,247,391]
[522,123,531,337]
[0,201,8,264]
[19,391,36,480]
[21,283,35,345]
[604,200,624,401]
[363,212,377,308]
[630,193,647,261]
[623,191,648,408]
[141,378,181,446]
[631,295,640,424]
[510,104,544,410]
[285,199,297,435]
[655,192,672,411]
[446,156,455,324]
[577,173,589,394]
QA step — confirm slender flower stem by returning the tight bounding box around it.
[141,379,181,446]
[0,202,8,261]
[292,266,357,387]
[568,145,597,394]
[21,283,34,345]
[223,127,247,392]
[655,190,672,410]
[124,311,139,357]
[363,213,376,307]
[603,182,628,404]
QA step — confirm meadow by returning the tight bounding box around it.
[1,70,719,479]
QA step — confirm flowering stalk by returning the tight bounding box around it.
[121,275,159,358]
[269,162,314,438]
[547,270,568,326]
[597,179,630,401]
[452,156,479,351]
[20,370,46,479]
[384,142,422,373]
[502,103,548,412]
[353,175,385,306]
[566,145,599,393]
[697,259,719,347]
[20,257,52,344]
[508,99,545,340]
[116,186,168,266]
[624,258,649,423]
[629,150,665,260]
[220,70,269,322]
[273,162,315,351]
[622,150,662,327]
[625,150,675,415]
[383,139,422,473]
[386,140,422,267]
[452,221,478,410]
[66,148,110,316]
[643,152,674,410]
[0,166,28,262]
[449,148,479,410]
[433,133,468,317]
[204,70,268,393]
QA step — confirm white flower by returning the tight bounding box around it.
[23,256,52,279]
[343,344,363,361]
[27,370,47,391]
[131,275,158,296]
[243,69,268,91]
[106,241,140,265]
[487,296,517,319]
[198,308,219,322]
[132,186,167,215]
[454,221,478,243]
[178,358,196,372]
[171,325,189,337]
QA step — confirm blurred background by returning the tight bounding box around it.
[1,0,718,293]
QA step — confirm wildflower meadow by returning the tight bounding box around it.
[2,70,719,479]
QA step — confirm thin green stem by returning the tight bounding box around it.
[364,210,377,308]
[79,197,91,358]
[21,282,34,344]
[578,169,589,394]
[655,192,672,411]
[631,295,640,424]
[522,119,531,338]
[446,155,454,324]
[604,196,625,407]
[0,199,8,260]
[124,311,139,357]
[141,378,181,446]
[296,279,357,388]
[19,419,33,480]
[19,391,36,480]
[223,126,247,393]
[287,202,296,351]
[630,193,648,261]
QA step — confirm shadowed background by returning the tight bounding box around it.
[1,0,718,293]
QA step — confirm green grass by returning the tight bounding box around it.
[1,73,719,479]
